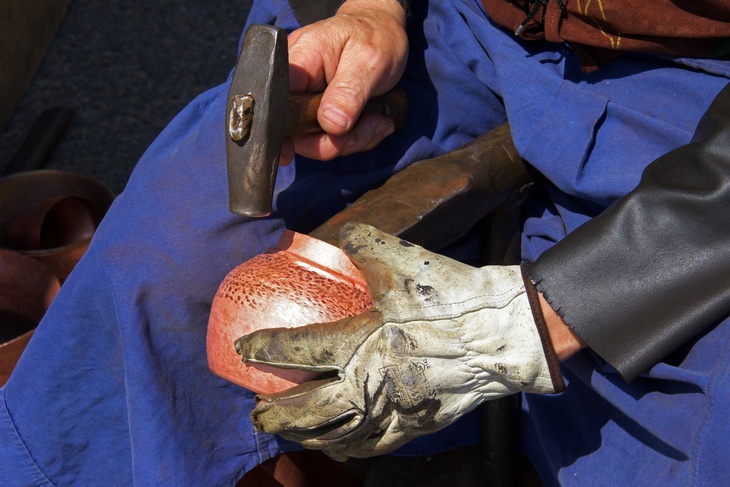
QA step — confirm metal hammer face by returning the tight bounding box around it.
[226,24,288,218]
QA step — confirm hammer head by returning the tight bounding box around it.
[226,24,288,218]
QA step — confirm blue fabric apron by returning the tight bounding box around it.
[1,0,728,485]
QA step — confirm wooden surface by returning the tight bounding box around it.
[0,0,71,131]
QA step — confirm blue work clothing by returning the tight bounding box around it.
[1,0,729,485]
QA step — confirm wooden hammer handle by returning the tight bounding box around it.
[284,89,409,136]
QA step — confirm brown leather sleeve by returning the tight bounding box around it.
[521,267,566,393]
[523,83,730,381]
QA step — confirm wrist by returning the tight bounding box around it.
[538,292,586,361]
[337,0,408,27]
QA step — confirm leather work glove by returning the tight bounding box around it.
[235,222,565,461]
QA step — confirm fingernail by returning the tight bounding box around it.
[343,138,357,153]
[322,107,350,129]
[376,120,395,138]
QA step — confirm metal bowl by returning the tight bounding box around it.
[0,170,115,282]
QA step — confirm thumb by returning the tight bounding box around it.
[287,13,407,136]
[316,55,379,135]
[287,33,373,136]
[318,0,409,135]
[338,223,475,311]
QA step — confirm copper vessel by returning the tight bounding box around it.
[0,249,61,386]
[207,230,373,394]
[0,170,115,282]
[6,195,99,250]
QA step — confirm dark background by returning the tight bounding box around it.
[0,0,253,195]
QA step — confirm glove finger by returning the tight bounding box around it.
[252,377,377,448]
[235,310,383,372]
[319,398,446,461]
[325,427,410,460]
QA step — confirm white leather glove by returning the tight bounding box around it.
[235,223,564,461]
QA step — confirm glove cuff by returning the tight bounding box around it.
[521,265,566,393]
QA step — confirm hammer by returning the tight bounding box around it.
[226,24,409,218]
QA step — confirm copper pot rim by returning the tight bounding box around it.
[0,169,115,201]
[0,247,61,279]
[274,230,367,290]
[0,169,114,254]
[0,328,35,349]
[0,168,113,185]
[12,235,93,256]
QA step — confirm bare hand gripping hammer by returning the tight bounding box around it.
[226,24,409,218]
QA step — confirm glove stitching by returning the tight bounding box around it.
[385,284,525,323]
